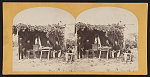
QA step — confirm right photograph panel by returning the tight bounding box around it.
[75,7,138,72]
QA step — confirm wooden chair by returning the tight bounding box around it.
[40,47,52,60]
[98,46,111,60]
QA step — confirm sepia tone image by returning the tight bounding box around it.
[12,7,138,72]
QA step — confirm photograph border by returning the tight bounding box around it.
[2,2,148,75]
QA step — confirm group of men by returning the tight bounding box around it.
[18,35,132,62]
[77,36,121,59]
[18,37,61,60]
[18,38,32,60]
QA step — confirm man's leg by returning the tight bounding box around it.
[80,50,83,58]
[19,49,21,60]
[65,53,69,62]
[33,51,36,59]
[117,50,120,58]
[53,50,56,58]
[83,50,86,58]
[55,51,57,58]
[109,50,112,58]
[99,50,101,59]
[79,47,83,59]
[24,49,27,57]
[86,50,89,58]
[112,50,115,58]
[58,50,61,58]
[21,50,23,59]
[91,50,95,58]
[70,54,73,61]
[124,53,128,62]
[77,50,80,59]
[27,50,30,59]
[50,51,52,58]
[96,50,98,58]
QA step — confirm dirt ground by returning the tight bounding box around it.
[13,47,138,72]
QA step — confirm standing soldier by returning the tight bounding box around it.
[26,40,33,59]
[84,40,92,58]
[18,37,24,60]
[77,36,83,59]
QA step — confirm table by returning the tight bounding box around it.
[98,46,111,60]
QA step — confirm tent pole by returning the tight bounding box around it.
[75,26,78,59]
[16,28,19,47]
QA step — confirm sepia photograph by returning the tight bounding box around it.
[12,6,138,72]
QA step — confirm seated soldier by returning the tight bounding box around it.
[77,36,84,59]
[105,40,111,47]
[45,40,51,47]
[111,41,120,59]
[104,40,112,58]
[52,41,61,58]
[84,40,94,58]
[45,40,53,58]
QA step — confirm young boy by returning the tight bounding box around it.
[123,46,133,62]
[65,46,75,62]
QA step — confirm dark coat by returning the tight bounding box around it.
[53,45,61,51]
[25,43,33,50]
[113,44,120,50]
[84,42,91,50]
[104,42,112,47]
[45,43,52,47]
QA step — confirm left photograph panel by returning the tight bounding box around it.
[12,7,76,72]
